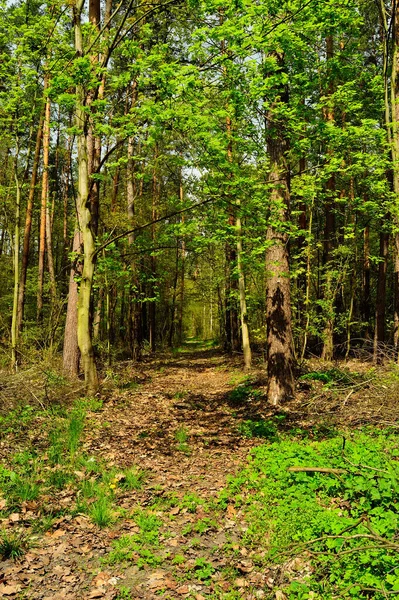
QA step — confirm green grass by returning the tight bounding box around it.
[0,529,29,560]
[175,426,190,453]
[89,494,114,527]
[122,466,146,490]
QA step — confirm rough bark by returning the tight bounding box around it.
[265,56,295,405]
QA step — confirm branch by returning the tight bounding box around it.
[93,197,213,257]
[287,466,346,474]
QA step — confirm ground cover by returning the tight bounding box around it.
[0,346,398,599]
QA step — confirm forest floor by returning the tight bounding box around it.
[0,343,399,599]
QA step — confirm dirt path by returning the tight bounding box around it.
[1,349,263,600]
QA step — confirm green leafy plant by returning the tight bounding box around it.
[220,430,399,598]
[175,426,190,453]
[237,418,279,440]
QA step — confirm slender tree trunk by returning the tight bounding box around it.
[391,1,399,355]
[373,230,389,363]
[168,244,179,347]
[363,224,371,339]
[149,152,158,352]
[236,206,251,369]
[74,1,98,393]
[17,110,44,332]
[11,155,21,370]
[63,229,81,376]
[321,35,336,360]
[300,197,314,360]
[178,198,185,346]
[37,82,51,322]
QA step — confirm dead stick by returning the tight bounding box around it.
[287,467,346,474]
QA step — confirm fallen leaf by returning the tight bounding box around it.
[9,513,20,523]
[0,583,22,596]
[88,588,106,598]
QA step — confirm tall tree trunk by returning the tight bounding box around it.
[321,35,336,360]
[74,1,98,393]
[391,0,399,355]
[373,230,389,363]
[265,56,295,404]
[178,192,185,346]
[149,152,158,352]
[363,224,371,339]
[11,154,21,370]
[37,82,51,323]
[236,206,251,369]
[17,110,44,332]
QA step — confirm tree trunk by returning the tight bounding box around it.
[265,56,295,405]
[391,0,399,355]
[373,230,389,363]
[17,110,44,332]
[37,83,51,323]
[63,229,81,376]
[321,35,336,360]
[236,207,251,369]
[74,1,98,394]
[363,224,371,339]
[11,156,21,370]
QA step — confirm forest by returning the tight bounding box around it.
[2,0,399,598]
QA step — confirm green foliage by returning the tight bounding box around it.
[237,418,279,440]
[192,557,215,582]
[221,430,399,598]
[106,510,163,567]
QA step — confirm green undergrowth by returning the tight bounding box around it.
[0,397,147,535]
[220,429,399,599]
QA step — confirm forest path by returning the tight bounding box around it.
[1,347,267,600]
[87,345,259,492]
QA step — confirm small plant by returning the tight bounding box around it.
[49,469,73,489]
[116,587,132,600]
[228,381,262,405]
[175,427,190,453]
[32,513,56,533]
[237,418,279,440]
[122,466,146,490]
[67,407,86,454]
[89,495,114,528]
[0,529,29,560]
[193,557,215,582]
[76,397,103,412]
[172,553,186,565]
[180,492,202,513]
[194,517,216,534]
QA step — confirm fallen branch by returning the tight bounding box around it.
[287,466,346,475]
